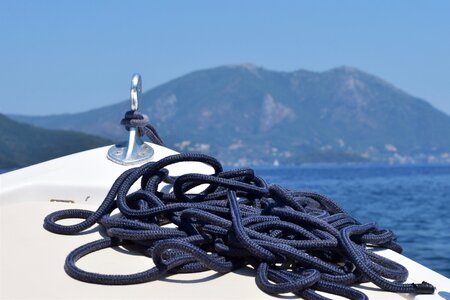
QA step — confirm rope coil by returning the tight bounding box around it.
[43,153,435,299]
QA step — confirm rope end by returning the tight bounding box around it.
[413,281,435,294]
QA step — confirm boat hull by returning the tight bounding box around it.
[1,144,449,299]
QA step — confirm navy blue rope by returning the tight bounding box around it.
[43,152,435,298]
[121,110,165,146]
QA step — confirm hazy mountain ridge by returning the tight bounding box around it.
[0,114,111,168]
[11,64,450,165]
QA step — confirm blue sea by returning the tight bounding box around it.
[2,164,449,277]
[254,164,450,278]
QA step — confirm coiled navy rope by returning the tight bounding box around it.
[43,152,435,299]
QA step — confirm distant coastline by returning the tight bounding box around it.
[4,64,450,168]
[3,160,450,174]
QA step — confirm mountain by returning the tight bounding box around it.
[0,114,111,168]
[10,64,450,165]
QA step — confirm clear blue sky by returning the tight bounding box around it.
[1,0,449,116]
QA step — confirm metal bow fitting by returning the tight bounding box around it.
[107,74,154,165]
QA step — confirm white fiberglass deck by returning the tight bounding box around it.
[1,144,449,299]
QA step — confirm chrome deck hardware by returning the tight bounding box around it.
[107,74,155,165]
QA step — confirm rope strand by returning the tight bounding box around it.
[121,110,165,145]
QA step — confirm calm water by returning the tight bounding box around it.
[0,168,16,174]
[254,164,450,277]
[2,164,449,277]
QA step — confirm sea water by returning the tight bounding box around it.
[1,164,449,277]
[254,163,450,277]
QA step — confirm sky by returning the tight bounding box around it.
[0,1,450,116]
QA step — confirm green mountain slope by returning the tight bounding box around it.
[0,114,111,168]
[10,65,450,165]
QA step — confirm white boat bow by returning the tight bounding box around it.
[1,143,450,300]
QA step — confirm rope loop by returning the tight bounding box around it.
[120,110,165,145]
